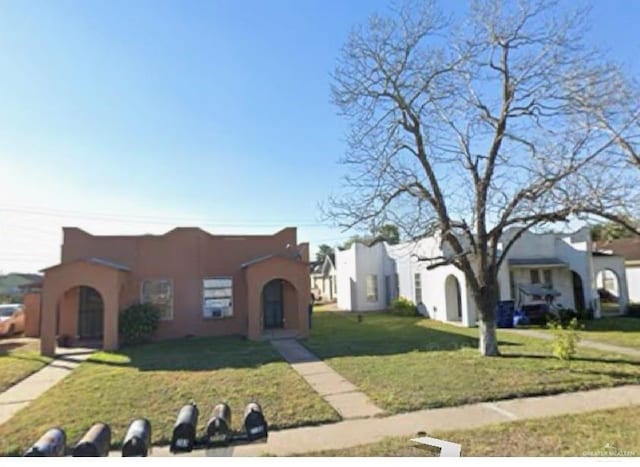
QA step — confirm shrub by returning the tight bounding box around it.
[119,303,162,346]
[548,317,581,362]
[390,296,419,317]
[627,303,640,318]
[577,307,594,321]
[553,308,578,328]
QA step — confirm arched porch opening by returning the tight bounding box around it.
[596,268,621,315]
[56,285,104,347]
[261,278,298,330]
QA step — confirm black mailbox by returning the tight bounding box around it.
[243,402,268,441]
[122,418,152,457]
[206,403,232,441]
[72,423,111,457]
[24,428,66,457]
[170,403,199,453]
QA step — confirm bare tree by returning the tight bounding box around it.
[327,0,640,355]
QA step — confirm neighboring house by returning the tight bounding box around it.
[336,226,628,326]
[38,227,310,356]
[310,254,337,302]
[594,237,640,303]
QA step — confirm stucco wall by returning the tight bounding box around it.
[626,265,640,303]
[593,255,629,311]
[336,246,357,310]
[23,292,41,337]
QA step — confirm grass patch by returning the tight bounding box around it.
[302,405,640,456]
[0,336,340,456]
[575,317,640,350]
[0,339,51,393]
[304,312,640,413]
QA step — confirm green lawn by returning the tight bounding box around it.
[575,317,640,350]
[304,312,640,414]
[0,336,340,456]
[303,405,640,456]
[0,339,51,393]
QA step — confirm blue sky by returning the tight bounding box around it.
[1,0,639,273]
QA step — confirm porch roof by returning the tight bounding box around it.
[508,257,569,268]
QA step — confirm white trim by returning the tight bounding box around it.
[202,276,234,319]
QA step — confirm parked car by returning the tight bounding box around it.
[0,304,26,337]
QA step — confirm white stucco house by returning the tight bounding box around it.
[335,226,629,326]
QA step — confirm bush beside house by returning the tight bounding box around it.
[118,303,162,345]
[390,297,419,317]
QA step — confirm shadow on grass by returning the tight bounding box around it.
[582,317,640,333]
[500,352,640,367]
[0,342,29,356]
[85,335,283,372]
[305,312,521,359]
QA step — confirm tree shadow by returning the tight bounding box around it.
[582,316,640,333]
[0,342,25,356]
[304,312,521,359]
[85,335,284,372]
[500,352,640,367]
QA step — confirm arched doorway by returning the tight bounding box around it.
[55,285,104,346]
[77,286,104,340]
[596,269,620,314]
[262,279,297,330]
[445,275,462,322]
[571,271,585,313]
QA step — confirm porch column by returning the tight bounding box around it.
[102,281,120,351]
[246,272,261,340]
[40,281,57,357]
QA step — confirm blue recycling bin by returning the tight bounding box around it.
[496,300,515,328]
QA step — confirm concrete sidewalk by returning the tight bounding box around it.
[142,384,640,457]
[0,348,94,425]
[270,339,384,419]
[507,328,640,359]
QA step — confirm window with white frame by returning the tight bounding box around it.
[141,279,173,320]
[203,277,233,318]
[366,275,378,302]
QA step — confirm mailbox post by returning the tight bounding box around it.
[24,428,66,457]
[72,423,111,457]
[170,403,199,453]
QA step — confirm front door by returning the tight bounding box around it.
[572,271,586,313]
[77,286,103,339]
[263,280,284,329]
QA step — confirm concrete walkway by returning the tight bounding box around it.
[142,384,640,457]
[270,339,384,419]
[507,328,640,359]
[0,348,94,425]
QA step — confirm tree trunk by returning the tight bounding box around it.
[476,284,501,356]
[479,319,500,356]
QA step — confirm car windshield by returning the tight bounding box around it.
[0,307,17,317]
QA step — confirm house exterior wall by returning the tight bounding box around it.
[23,292,41,337]
[40,227,308,355]
[626,264,640,303]
[336,247,355,310]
